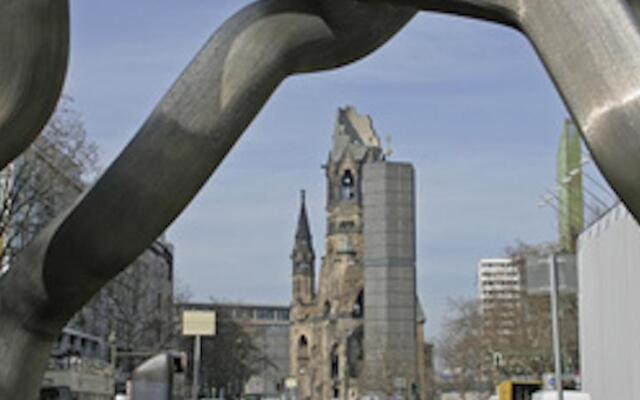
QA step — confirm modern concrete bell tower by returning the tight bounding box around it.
[362,161,418,397]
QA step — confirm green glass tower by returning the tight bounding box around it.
[557,119,584,253]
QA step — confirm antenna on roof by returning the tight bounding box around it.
[385,135,393,158]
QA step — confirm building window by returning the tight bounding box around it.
[338,220,356,232]
[257,309,276,320]
[235,308,253,319]
[347,326,364,378]
[330,345,339,379]
[277,310,290,320]
[298,335,310,374]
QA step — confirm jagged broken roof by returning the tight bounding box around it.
[330,106,382,163]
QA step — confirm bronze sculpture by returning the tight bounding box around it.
[2,0,640,398]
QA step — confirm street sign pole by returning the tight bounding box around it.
[192,335,201,400]
[182,310,216,400]
[549,253,564,400]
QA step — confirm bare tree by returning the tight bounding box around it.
[68,239,179,381]
[504,241,558,260]
[438,298,557,396]
[506,241,580,376]
[0,95,99,269]
[180,309,268,399]
[437,241,581,398]
[437,298,490,398]
[3,98,185,383]
[0,95,186,387]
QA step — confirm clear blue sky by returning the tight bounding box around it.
[65,1,571,340]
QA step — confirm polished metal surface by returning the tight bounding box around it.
[383,0,640,225]
[0,1,414,398]
[0,0,69,169]
[131,353,174,400]
[2,0,640,398]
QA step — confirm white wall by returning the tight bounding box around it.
[577,204,640,400]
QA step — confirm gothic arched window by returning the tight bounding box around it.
[323,301,331,317]
[298,336,309,357]
[330,344,339,379]
[352,290,364,318]
[347,326,364,378]
[298,335,310,373]
[340,170,355,200]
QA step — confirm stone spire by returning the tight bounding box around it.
[296,190,313,242]
[292,190,315,303]
[293,190,314,261]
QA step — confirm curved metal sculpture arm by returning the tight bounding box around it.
[373,0,640,223]
[40,0,413,321]
[0,0,69,169]
[0,1,413,397]
[4,0,640,398]
[516,1,640,224]
[366,0,520,27]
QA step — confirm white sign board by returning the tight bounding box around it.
[285,378,298,389]
[182,310,216,336]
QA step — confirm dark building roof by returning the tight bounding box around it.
[292,190,315,260]
[295,191,311,240]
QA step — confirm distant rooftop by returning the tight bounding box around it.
[177,301,290,324]
[177,301,289,310]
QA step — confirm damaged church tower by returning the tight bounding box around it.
[289,106,425,400]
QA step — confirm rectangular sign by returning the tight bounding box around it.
[182,310,216,336]
[285,378,298,389]
[525,253,578,294]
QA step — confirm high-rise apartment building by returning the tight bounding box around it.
[477,258,523,338]
[478,258,522,305]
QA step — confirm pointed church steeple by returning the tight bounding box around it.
[294,190,314,258]
[292,190,315,303]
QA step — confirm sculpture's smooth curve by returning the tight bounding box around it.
[0,0,69,169]
[0,1,414,398]
[389,0,640,230]
[3,0,640,398]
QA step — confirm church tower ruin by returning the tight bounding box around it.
[292,190,316,305]
[289,106,427,400]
